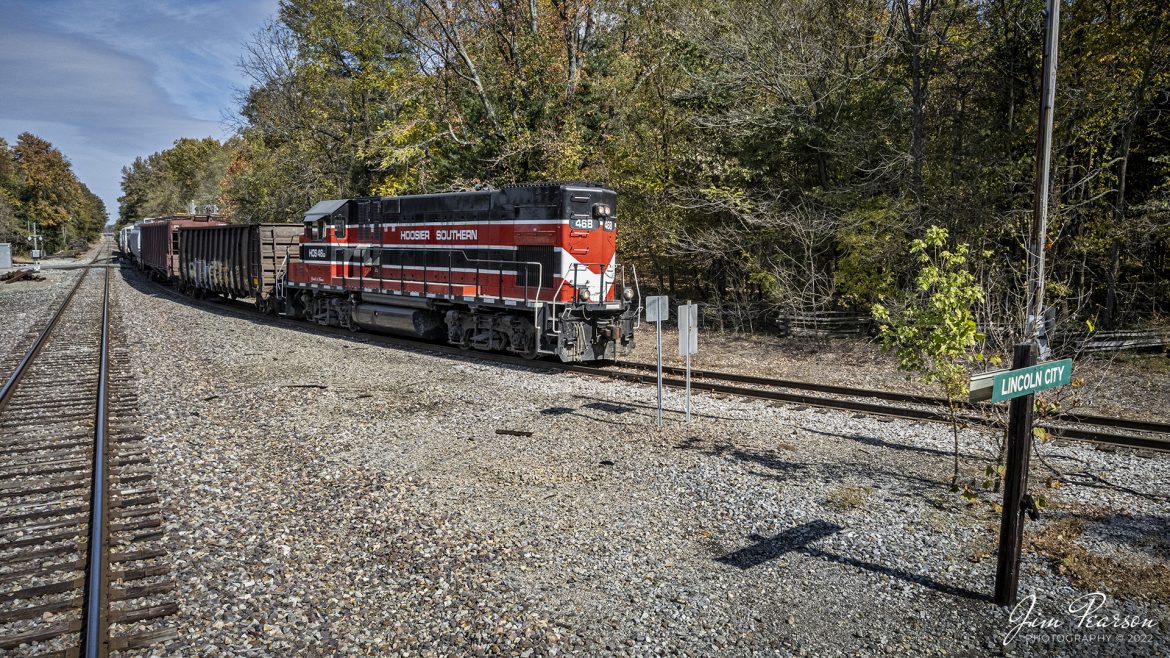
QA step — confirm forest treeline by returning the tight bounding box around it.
[118,0,1170,334]
[1,133,107,254]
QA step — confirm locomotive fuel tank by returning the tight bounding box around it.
[352,303,445,340]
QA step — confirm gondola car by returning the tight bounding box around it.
[278,182,639,362]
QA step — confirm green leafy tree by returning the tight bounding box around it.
[11,132,106,252]
[872,225,992,490]
[121,0,1170,327]
[117,138,235,225]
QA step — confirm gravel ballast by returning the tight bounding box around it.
[103,270,1168,656]
[0,267,82,360]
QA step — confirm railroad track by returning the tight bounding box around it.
[0,245,174,656]
[567,361,1170,453]
[126,268,1170,455]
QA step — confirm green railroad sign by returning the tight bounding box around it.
[970,358,1073,403]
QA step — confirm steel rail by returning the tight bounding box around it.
[565,365,1170,453]
[610,360,1170,438]
[0,242,113,654]
[0,269,91,410]
[81,263,111,657]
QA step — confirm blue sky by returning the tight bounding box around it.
[0,0,280,224]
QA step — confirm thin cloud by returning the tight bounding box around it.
[0,0,279,221]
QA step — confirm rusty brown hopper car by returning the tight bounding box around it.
[177,223,302,309]
[139,215,225,279]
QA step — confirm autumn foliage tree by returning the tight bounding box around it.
[2,133,106,253]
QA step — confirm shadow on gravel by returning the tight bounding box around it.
[717,520,991,602]
[800,547,992,602]
[540,398,744,426]
[716,520,843,569]
[569,394,742,421]
[724,447,808,476]
[1059,470,1169,504]
[801,426,982,461]
[540,404,646,427]
[702,445,946,497]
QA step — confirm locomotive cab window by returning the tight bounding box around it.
[313,219,326,240]
[333,215,346,240]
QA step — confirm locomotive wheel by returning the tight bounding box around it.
[518,334,539,360]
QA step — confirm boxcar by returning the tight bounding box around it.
[139,215,224,279]
[177,223,302,307]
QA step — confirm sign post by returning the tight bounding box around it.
[678,302,698,421]
[980,350,1073,606]
[27,223,42,273]
[995,343,1038,606]
[972,354,1072,606]
[646,295,668,428]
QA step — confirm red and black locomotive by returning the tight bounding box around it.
[157,182,640,362]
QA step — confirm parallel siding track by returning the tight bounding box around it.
[0,247,174,656]
[581,361,1170,453]
[129,267,1170,455]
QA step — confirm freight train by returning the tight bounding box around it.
[117,182,639,362]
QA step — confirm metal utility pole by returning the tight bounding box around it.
[1024,0,1060,342]
[645,296,668,428]
[996,0,1060,608]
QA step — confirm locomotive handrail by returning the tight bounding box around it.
[630,263,642,329]
[453,251,543,307]
[275,245,293,301]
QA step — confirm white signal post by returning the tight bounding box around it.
[27,223,42,272]
[678,302,698,421]
[645,295,668,427]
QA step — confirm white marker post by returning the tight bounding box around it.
[646,295,669,427]
[678,302,698,421]
[27,223,42,273]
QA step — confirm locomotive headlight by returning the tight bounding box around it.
[578,286,592,302]
[622,286,635,302]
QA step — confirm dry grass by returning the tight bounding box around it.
[826,484,873,511]
[1029,515,1170,603]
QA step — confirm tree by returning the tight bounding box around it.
[11,133,105,252]
[117,138,235,224]
[872,226,992,489]
[127,0,1170,331]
